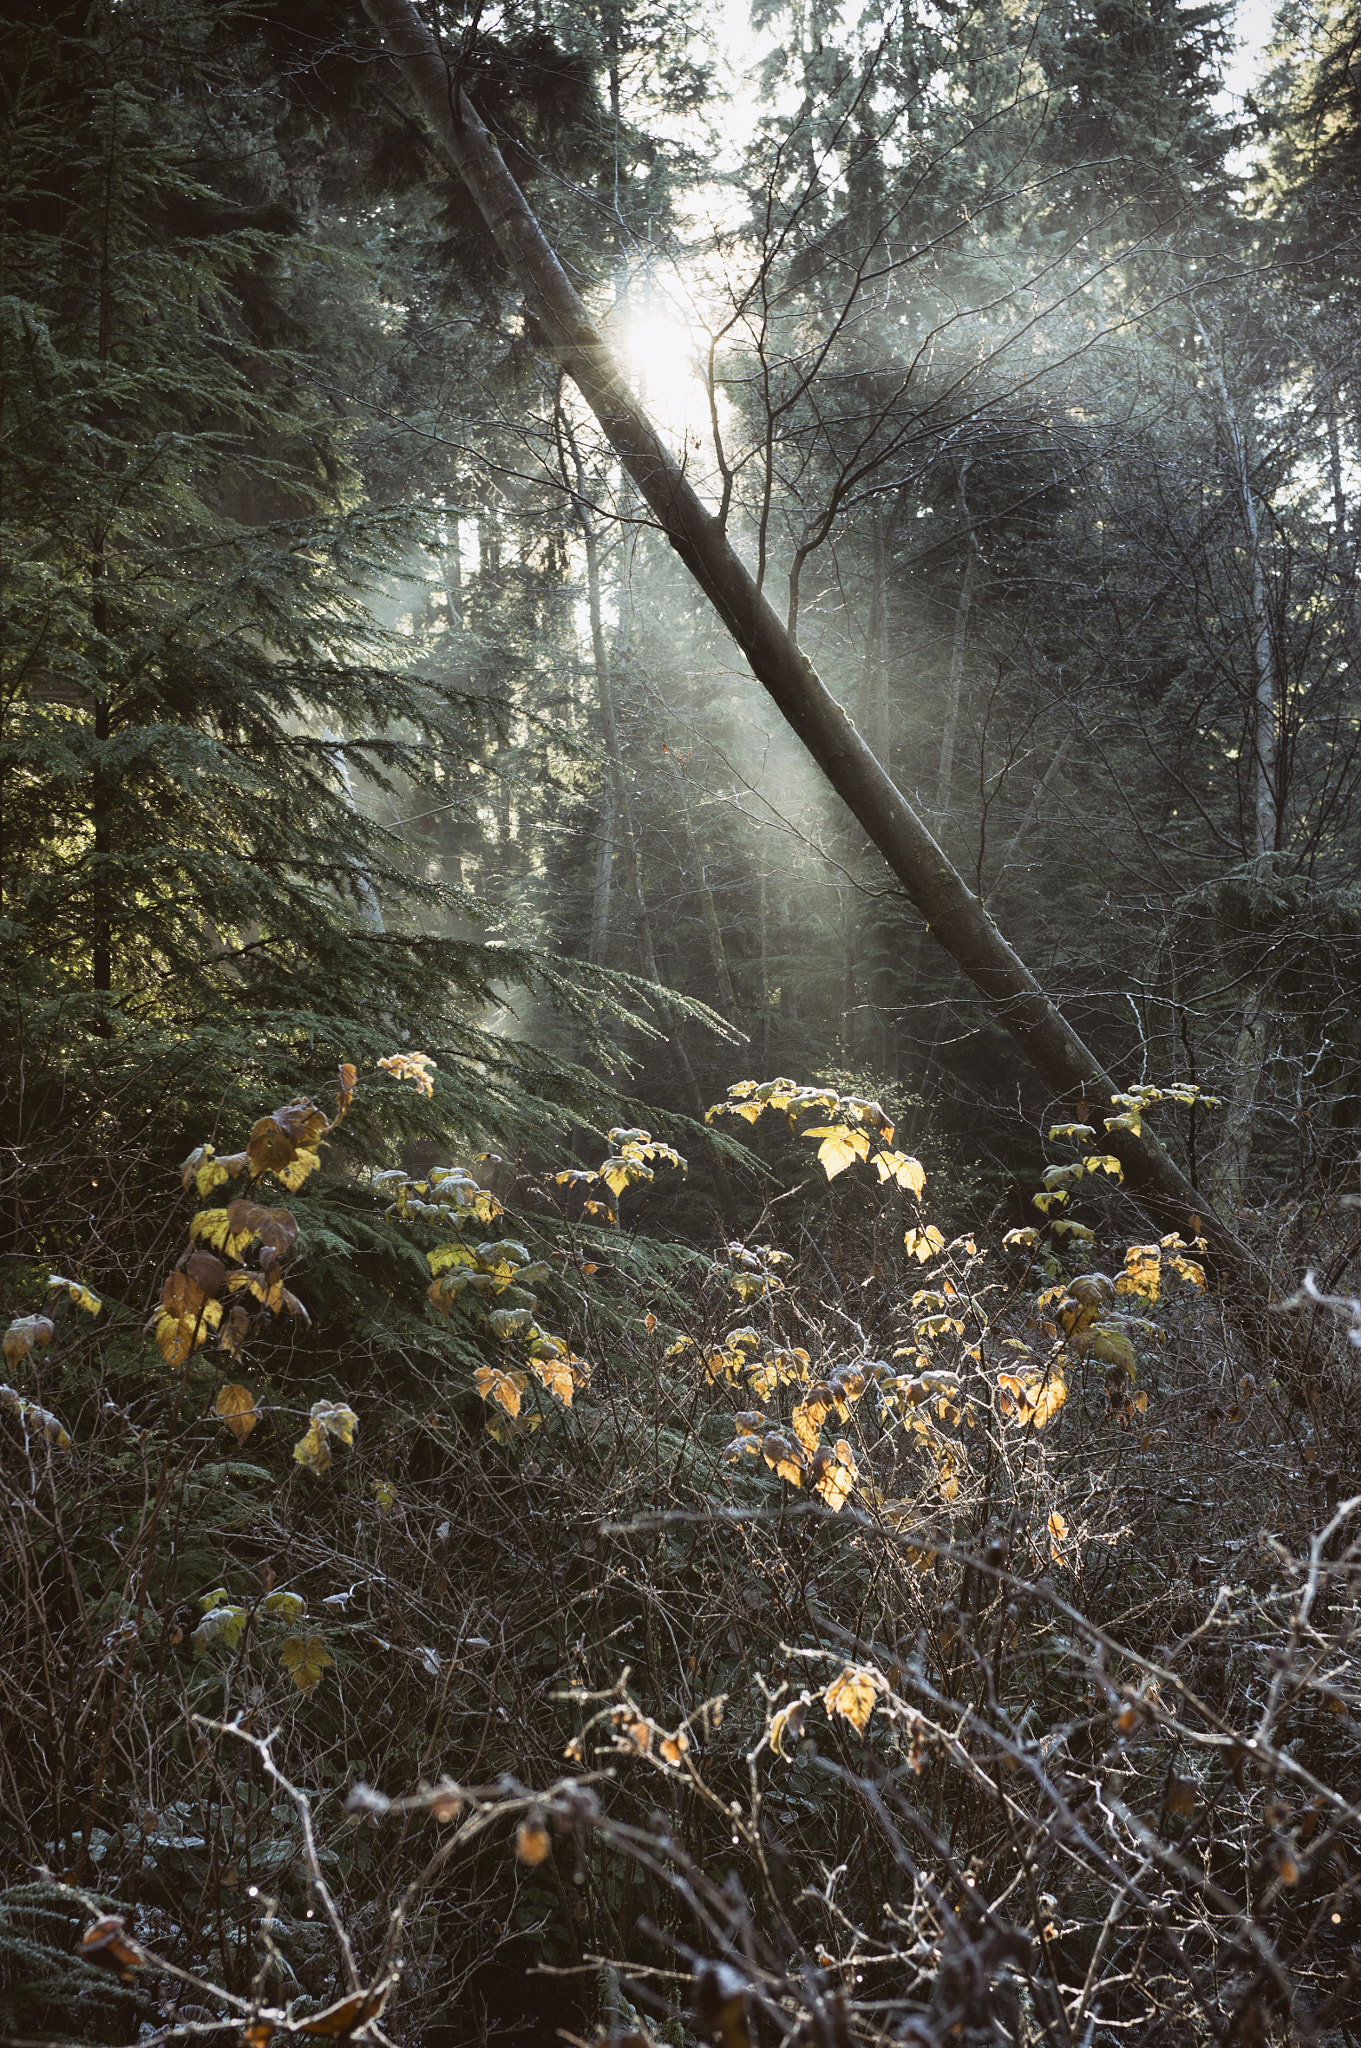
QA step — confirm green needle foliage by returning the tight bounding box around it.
[0,0,665,1260]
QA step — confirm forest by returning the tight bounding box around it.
[2,0,1361,2041]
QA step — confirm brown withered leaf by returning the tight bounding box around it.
[226,1200,299,1256]
[215,1383,260,1443]
[183,1249,227,1297]
[295,1986,388,2038]
[79,1915,143,1982]
[247,1115,298,1177]
[274,1097,329,1147]
[694,1960,751,2048]
[1165,1773,1197,1818]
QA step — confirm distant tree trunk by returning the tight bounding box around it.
[759,865,771,1065]
[934,456,977,834]
[563,424,739,1228]
[669,754,738,1017]
[363,0,1257,1280]
[1195,316,1277,856]
[576,486,616,966]
[444,521,464,629]
[986,736,1073,907]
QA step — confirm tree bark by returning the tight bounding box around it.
[361,0,1259,1279]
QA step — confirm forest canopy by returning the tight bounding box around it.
[2,2,1361,2044]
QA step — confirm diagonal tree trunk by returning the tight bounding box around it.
[360,0,1258,1281]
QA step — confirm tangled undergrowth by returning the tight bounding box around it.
[1,1067,1359,2047]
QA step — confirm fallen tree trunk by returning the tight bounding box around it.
[360,0,1260,1282]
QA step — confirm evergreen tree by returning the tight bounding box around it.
[0,0,647,1252]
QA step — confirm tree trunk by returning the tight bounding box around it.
[361,0,1258,1281]
[563,429,739,1229]
[934,456,977,834]
[1195,316,1276,857]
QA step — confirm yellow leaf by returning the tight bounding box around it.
[1080,1323,1136,1372]
[1032,1190,1068,1213]
[1168,1255,1206,1289]
[48,1275,101,1316]
[214,1384,259,1442]
[155,1296,223,1368]
[904,1225,945,1263]
[790,1396,828,1452]
[529,1354,575,1404]
[262,1590,305,1622]
[371,1479,397,1512]
[823,1666,879,1734]
[293,1399,358,1473]
[276,1148,321,1193]
[803,1124,869,1179]
[474,1365,529,1417]
[769,1696,809,1756]
[812,1438,857,1511]
[761,1430,806,1486]
[723,1100,764,1123]
[377,1050,436,1096]
[1051,1220,1096,1241]
[1114,1244,1161,1303]
[485,1407,542,1445]
[310,1399,357,1446]
[874,1149,926,1196]
[600,1156,649,1198]
[1086,1154,1124,1182]
[190,1208,257,1261]
[1048,1124,1095,1143]
[1002,1227,1039,1248]
[279,1634,332,1695]
[1030,1373,1068,1428]
[292,1422,330,1472]
[193,1602,247,1653]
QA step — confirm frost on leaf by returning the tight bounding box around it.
[48,1274,101,1316]
[4,1315,54,1368]
[377,1050,436,1096]
[761,1430,806,1486]
[293,1400,358,1474]
[474,1365,529,1418]
[0,1383,71,1450]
